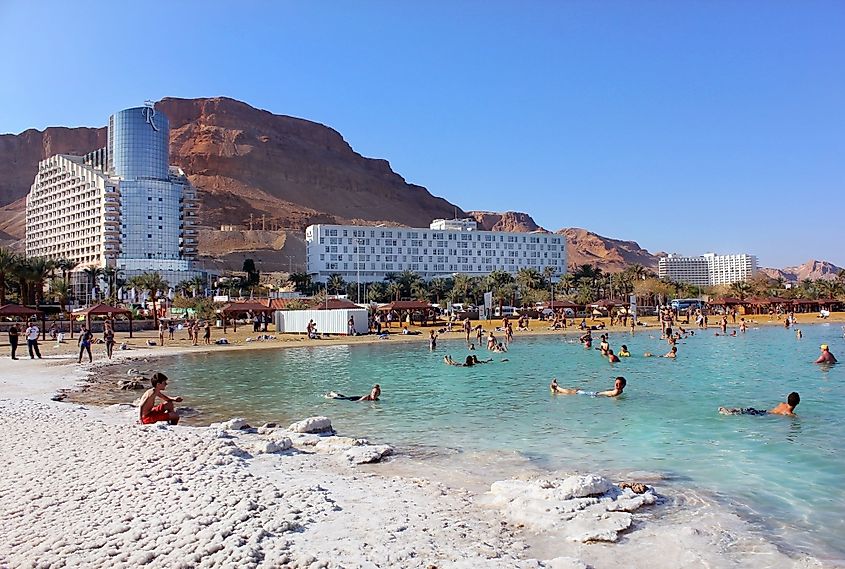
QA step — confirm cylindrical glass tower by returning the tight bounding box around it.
[107,106,170,179]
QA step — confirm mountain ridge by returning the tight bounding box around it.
[0,96,837,275]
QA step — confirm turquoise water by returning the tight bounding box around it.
[158,324,845,560]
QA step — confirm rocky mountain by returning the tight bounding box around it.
[761,260,843,282]
[0,97,834,277]
[558,228,661,272]
[0,97,466,244]
[467,211,545,233]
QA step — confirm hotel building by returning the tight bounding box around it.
[306,218,567,283]
[658,252,757,286]
[25,104,204,302]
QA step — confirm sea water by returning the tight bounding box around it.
[157,323,845,561]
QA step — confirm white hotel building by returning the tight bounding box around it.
[658,252,757,286]
[306,218,567,283]
[25,104,204,302]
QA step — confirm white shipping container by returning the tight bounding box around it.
[274,309,368,335]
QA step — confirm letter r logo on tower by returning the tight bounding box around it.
[142,105,159,132]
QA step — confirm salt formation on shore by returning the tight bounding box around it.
[486,475,657,542]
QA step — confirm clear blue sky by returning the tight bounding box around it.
[2,1,843,268]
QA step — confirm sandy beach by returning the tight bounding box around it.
[1,315,841,568]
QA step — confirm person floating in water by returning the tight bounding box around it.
[326,384,381,401]
[661,346,677,358]
[719,392,800,416]
[815,344,837,364]
[550,376,626,397]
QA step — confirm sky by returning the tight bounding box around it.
[1,1,843,268]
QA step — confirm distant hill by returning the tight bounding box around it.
[761,260,844,282]
[0,97,835,277]
[467,211,545,233]
[0,96,466,240]
[558,228,661,272]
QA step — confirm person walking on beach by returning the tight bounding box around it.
[191,321,200,346]
[158,321,166,347]
[203,321,211,345]
[78,326,93,363]
[719,392,800,417]
[815,344,837,364]
[8,323,19,360]
[139,372,183,425]
[104,322,115,359]
[463,318,472,345]
[25,320,41,359]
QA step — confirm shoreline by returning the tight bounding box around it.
[2,321,842,567]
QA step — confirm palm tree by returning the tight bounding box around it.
[56,258,79,284]
[411,280,429,302]
[101,266,122,303]
[287,272,313,295]
[82,266,102,303]
[728,281,752,301]
[367,281,387,303]
[327,273,346,296]
[0,247,18,305]
[127,272,169,328]
[23,257,54,306]
[188,275,206,297]
[386,282,402,302]
[50,279,71,316]
[427,277,451,305]
[449,273,473,304]
[516,268,541,293]
[396,270,421,299]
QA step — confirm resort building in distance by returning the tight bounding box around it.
[306,218,567,284]
[25,103,205,302]
[658,252,758,286]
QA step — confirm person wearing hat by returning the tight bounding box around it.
[815,344,837,364]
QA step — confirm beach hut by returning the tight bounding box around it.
[0,304,46,340]
[220,301,276,333]
[379,300,437,327]
[77,303,134,338]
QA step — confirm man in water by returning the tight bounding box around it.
[550,376,626,397]
[327,384,381,401]
[139,372,183,425]
[662,346,677,358]
[719,392,800,416]
[815,344,837,364]
[607,349,620,363]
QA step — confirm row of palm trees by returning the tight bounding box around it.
[282,264,655,307]
[0,247,186,327]
[283,264,845,309]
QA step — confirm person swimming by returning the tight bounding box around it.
[326,384,381,401]
[662,346,677,359]
[618,345,631,357]
[550,376,626,397]
[719,392,799,416]
[607,349,620,363]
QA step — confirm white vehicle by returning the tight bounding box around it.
[494,306,518,317]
